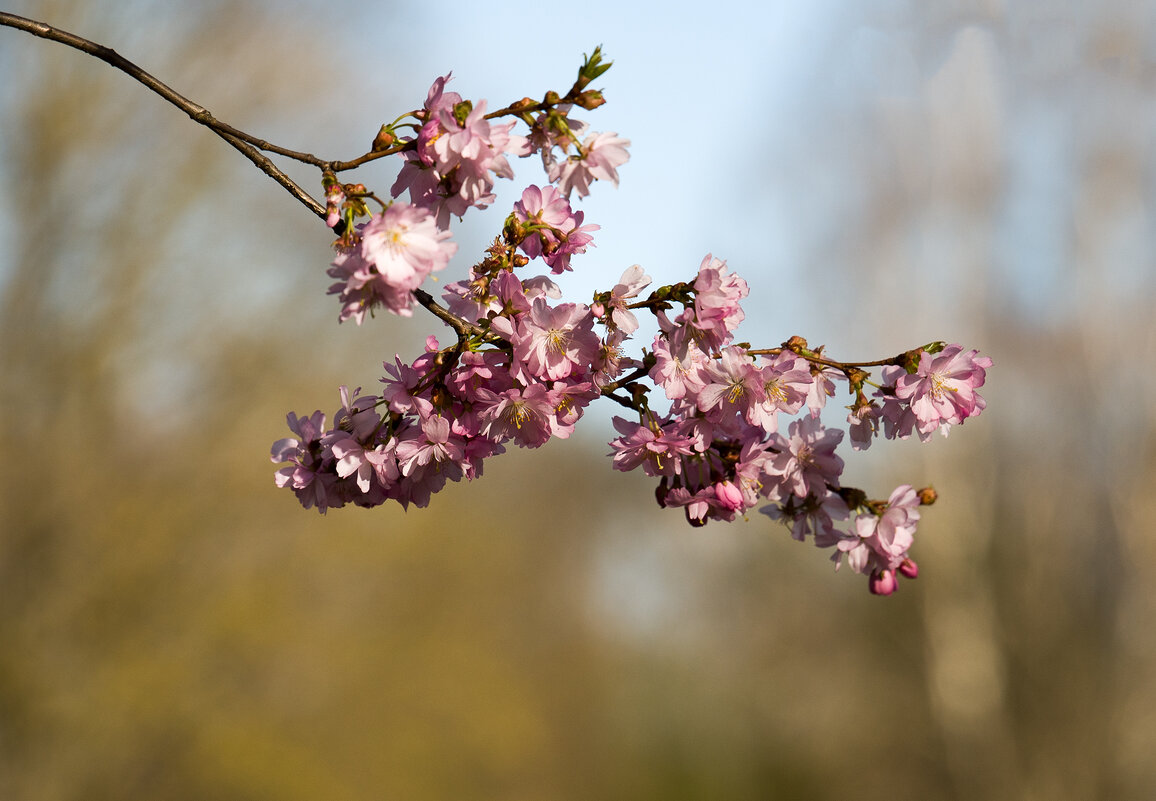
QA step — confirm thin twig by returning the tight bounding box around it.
[412,289,503,344]
[0,11,327,220]
[746,348,905,370]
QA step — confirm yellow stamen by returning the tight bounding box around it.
[929,372,957,399]
[546,329,568,354]
[765,379,788,404]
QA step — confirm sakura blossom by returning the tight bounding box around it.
[548,130,631,199]
[392,74,525,227]
[894,344,993,438]
[603,264,651,334]
[512,184,598,274]
[695,346,763,419]
[327,203,456,321]
[511,298,600,382]
[767,416,845,499]
[682,254,748,352]
[475,383,556,448]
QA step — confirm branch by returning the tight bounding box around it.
[412,289,503,344]
[0,12,327,221]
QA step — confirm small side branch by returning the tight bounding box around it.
[0,12,326,220]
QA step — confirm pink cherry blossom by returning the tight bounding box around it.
[394,415,465,477]
[391,75,524,227]
[833,484,922,593]
[273,64,996,598]
[649,334,710,401]
[548,130,630,198]
[512,297,599,381]
[894,344,992,437]
[869,570,899,596]
[762,491,849,546]
[609,416,697,477]
[475,383,556,448]
[805,366,841,417]
[605,264,651,334]
[549,378,599,436]
[696,346,763,418]
[767,416,845,499]
[873,484,921,560]
[684,254,747,351]
[328,203,456,321]
[713,480,744,512]
[847,401,881,450]
[748,352,812,433]
[361,203,455,286]
[512,184,598,274]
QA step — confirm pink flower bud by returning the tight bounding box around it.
[869,569,898,596]
[713,480,744,512]
[898,558,919,579]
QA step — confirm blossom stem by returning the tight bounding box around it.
[411,289,503,345]
[598,388,639,410]
[746,347,905,370]
[0,12,332,219]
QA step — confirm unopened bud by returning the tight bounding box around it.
[372,126,396,151]
[575,90,605,110]
[846,368,869,392]
[917,486,938,506]
[901,348,924,374]
[452,100,473,127]
[898,558,919,579]
[713,480,744,512]
[869,570,898,596]
[543,90,562,106]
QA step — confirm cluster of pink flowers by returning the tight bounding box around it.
[389,74,629,229]
[275,56,993,596]
[391,74,523,228]
[511,184,598,274]
[601,254,991,593]
[274,256,649,511]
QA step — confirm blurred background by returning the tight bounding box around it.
[2,0,1154,798]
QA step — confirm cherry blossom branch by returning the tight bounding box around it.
[0,12,614,226]
[4,12,994,596]
[412,288,503,344]
[748,340,914,371]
